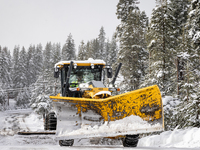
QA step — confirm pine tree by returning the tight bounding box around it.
[116,0,148,91]
[98,27,106,60]
[90,39,99,59]
[31,93,51,115]
[0,47,11,110]
[0,87,6,110]
[30,74,54,115]
[172,0,200,129]
[26,45,36,86]
[15,47,28,88]
[0,47,12,88]
[142,0,177,96]
[78,40,87,60]
[105,39,110,64]
[116,0,139,22]
[108,34,118,66]
[187,0,200,51]
[34,44,43,78]
[15,87,30,108]
[43,42,52,72]
[31,42,58,114]
[52,43,61,64]
[12,46,20,89]
[62,34,76,60]
[169,0,189,39]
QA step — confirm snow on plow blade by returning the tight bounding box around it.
[50,85,164,139]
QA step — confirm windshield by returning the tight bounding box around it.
[69,68,101,84]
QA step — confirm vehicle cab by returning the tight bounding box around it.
[54,58,110,98]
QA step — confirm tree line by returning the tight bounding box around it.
[115,0,200,130]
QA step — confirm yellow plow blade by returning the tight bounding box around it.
[50,85,164,139]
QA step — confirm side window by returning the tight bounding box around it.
[69,73,77,83]
[61,68,66,95]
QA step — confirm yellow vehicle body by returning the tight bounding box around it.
[50,85,164,139]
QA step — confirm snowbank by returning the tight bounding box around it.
[138,127,200,148]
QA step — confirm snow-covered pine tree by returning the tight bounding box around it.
[0,47,12,89]
[15,47,28,88]
[15,87,30,108]
[82,40,96,60]
[6,49,12,82]
[62,33,76,60]
[167,0,189,97]
[116,0,139,22]
[31,93,51,115]
[77,40,87,60]
[187,0,200,51]
[142,0,177,96]
[90,39,99,59]
[0,87,6,111]
[30,73,54,114]
[26,45,36,86]
[172,0,200,129]
[105,39,110,64]
[0,47,11,110]
[98,27,106,60]
[43,42,53,72]
[33,44,43,79]
[52,43,61,64]
[116,0,148,91]
[31,42,58,115]
[169,0,189,40]
[12,46,20,89]
[107,34,118,66]
[30,75,47,113]
[85,41,91,59]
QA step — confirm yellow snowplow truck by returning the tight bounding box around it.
[48,58,164,147]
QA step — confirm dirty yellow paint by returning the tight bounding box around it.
[82,85,111,99]
[50,85,163,123]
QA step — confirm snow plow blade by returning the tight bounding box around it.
[50,85,164,139]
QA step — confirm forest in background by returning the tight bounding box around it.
[0,0,200,131]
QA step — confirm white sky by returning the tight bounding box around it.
[0,0,156,53]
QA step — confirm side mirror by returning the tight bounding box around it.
[107,68,112,78]
[54,71,59,78]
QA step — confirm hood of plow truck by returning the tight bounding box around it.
[50,85,164,140]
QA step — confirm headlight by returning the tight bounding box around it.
[79,83,89,88]
[109,84,114,88]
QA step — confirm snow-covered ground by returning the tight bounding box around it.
[138,128,200,148]
[0,99,200,149]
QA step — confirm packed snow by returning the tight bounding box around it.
[59,115,162,138]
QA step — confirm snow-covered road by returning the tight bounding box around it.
[0,145,199,150]
[0,108,200,149]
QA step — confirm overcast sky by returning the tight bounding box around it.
[0,0,156,53]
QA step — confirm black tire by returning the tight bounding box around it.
[122,134,139,147]
[59,140,74,146]
[44,112,57,130]
[44,115,48,130]
[47,112,57,130]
